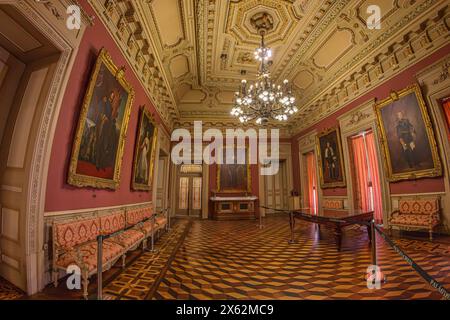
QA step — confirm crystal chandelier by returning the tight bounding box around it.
[231,19,298,125]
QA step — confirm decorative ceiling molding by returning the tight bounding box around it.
[88,0,449,135]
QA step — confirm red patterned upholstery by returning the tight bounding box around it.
[55,240,123,272]
[399,199,439,215]
[108,229,145,249]
[100,211,126,235]
[156,216,168,229]
[323,199,344,210]
[126,208,145,226]
[140,221,155,235]
[389,197,441,241]
[390,213,437,227]
[54,217,100,250]
[142,205,154,220]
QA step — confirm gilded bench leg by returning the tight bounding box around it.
[142,239,147,250]
[122,254,126,268]
[52,269,58,288]
[82,272,89,300]
[429,228,433,242]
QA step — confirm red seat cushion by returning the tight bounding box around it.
[55,241,124,272]
[390,214,434,227]
[155,217,167,229]
[108,229,144,248]
[140,221,155,235]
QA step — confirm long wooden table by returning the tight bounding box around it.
[289,208,374,251]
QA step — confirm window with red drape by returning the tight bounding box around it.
[442,97,450,141]
[350,131,383,224]
[365,132,383,224]
[305,152,318,215]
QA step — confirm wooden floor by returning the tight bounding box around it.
[2,216,450,300]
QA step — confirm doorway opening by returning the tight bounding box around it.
[264,159,288,211]
[0,4,62,292]
[175,164,203,217]
[155,150,170,212]
[349,130,383,224]
[302,152,318,215]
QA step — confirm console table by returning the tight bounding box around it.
[210,196,258,220]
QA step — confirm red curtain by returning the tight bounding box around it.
[350,132,383,224]
[351,135,369,212]
[365,132,383,224]
[305,152,318,215]
[442,98,450,141]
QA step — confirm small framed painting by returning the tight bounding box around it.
[316,127,346,188]
[217,146,251,193]
[131,107,158,191]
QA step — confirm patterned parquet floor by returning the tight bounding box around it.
[152,217,450,300]
[2,216,450,300]
[0,277,24,300]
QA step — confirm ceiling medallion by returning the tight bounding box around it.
[231,12,298,125]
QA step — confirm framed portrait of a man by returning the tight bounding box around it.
[374,84,442,182]
[316,127,346,188]
[68,48,134,189]
[217,146,251,193]
[131,107,158,191]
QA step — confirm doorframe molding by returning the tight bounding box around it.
[258,142,293,216]
[0,0,91,294]
[297,131,322,215]
[338,98,392,223]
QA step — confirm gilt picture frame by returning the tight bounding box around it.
[131,107,158,191]
[316,127,346,188]
[374,84,442,182]
[217,146,251,193]
[68,48,134,189]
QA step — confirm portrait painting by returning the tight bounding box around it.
[132,107,158,191]
[316,127,346,188]
[217,147,251,193]
[68,48,134,189]
[374,84,442,182]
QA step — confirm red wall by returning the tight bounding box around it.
[291,43,450,196]
[45,0,166,212]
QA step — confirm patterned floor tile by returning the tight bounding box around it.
[151,216,450,300]
[0,277,24,300]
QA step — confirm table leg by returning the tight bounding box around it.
[334,226,342,251]
[289,212,296,244]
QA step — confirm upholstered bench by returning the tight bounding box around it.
[322,199,348,216]
[103,210,145,255]
[52,206,154,299]
[52,215,126,299]
[389,197,441,241]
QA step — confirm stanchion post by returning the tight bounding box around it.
[167,208,171,230]
[371,219,377,266]
[97,235,103,301]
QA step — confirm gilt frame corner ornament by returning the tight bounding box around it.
[216,146,252,194]
[131,106,159,191]
[67,48,135,190]
[316,126,347,189]
[374,83,442,182]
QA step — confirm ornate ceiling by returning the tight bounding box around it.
[91,0,449,135]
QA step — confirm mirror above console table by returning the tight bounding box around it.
[210,195,258,220]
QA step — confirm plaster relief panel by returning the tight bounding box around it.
[180,89,207,104]
[293,70,314,89]
[313,29,354,70]
[169,55,189,79]
[150,0,184,47]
